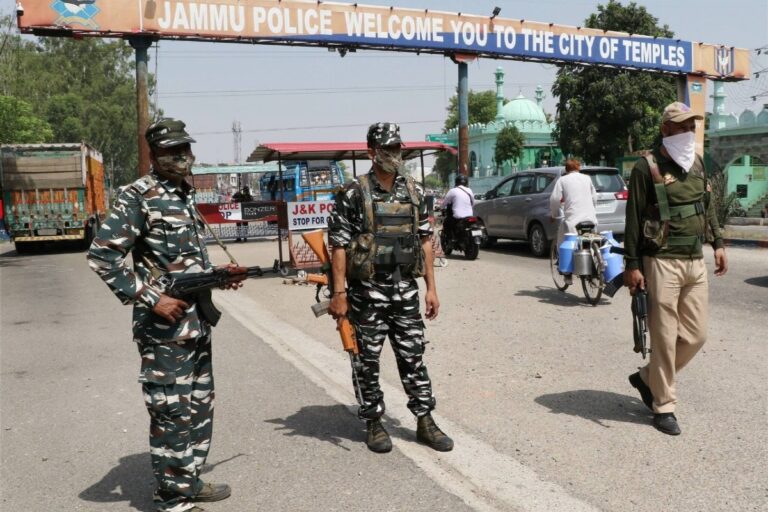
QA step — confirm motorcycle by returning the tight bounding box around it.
[439,213,486,260]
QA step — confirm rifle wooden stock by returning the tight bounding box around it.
[306,273,328,286]
[302,229,332,266]
[301,230,359,356]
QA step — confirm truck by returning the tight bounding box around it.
[0,143,107,253]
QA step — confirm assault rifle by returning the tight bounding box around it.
[602,246,650,359]
[301,230,365,405]
[158,261,278,326]
[631,289,650,359]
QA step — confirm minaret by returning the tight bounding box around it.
[535,85,545,107]
[495,67,505,122]
[710,81,727,131]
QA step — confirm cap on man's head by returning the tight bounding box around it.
[661,102,703,124]
[367,122,402,148]
[146,118,196,149]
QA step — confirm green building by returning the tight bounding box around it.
[707,81,768,217]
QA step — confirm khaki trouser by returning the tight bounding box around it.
[639,256,708,413]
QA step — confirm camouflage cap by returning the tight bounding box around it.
[146,118,196,148]
[366,122,402,148]
[661,102,703,124]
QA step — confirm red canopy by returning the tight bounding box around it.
[247,141,456,163]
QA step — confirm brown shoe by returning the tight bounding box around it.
[193,483,231,502]
[366,420,393,453]
[416,414,454,452]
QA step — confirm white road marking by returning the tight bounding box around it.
[216,292,598,512]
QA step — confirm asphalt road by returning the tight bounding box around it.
[1,239,766,512]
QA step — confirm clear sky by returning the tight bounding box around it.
[20,0,768,165]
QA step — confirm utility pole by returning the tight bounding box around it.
[450,54,477,176]
[128,37,152,177]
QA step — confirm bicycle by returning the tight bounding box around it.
[550,221,607,306]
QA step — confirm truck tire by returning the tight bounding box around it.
[15,241,34,255]
[82,219,97,250]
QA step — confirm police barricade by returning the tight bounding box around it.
[197,201,286,241]
[286,200,334,270]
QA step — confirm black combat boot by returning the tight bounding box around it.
[193,482,231,502]
[416,414,454,452]
[366,420,392,453]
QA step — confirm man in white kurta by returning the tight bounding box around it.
[549,159,598,245]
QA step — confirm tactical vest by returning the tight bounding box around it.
[641,153,712,253]
[345,174,426,281]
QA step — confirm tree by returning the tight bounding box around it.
[0,95,54,143]
[424,173,443,191]
[552,1,677,166]
[432,150,457,186]
[433,90,505,184]
[443,90,501,131]
[494,126,525,171]
[0,16,157,184]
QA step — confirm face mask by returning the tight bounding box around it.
[156,153,195,178]
[662,131,695,172]
[374,148,403,175]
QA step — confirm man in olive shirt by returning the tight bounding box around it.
[624,102,728,436]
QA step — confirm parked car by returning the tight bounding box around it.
[473,166,627,257]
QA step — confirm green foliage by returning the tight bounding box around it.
[444,90,501,131]
[707,166,748,226]
[432,151,457,186]
[494,125,525,170]
[424,173,443,190]
[552,1,677,165]
[436,89,504,184]
[0,15,157,185]
[0,95,54,143]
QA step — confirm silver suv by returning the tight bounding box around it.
[474,166,627,257]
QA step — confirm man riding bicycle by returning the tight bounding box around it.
[549,159,598,283]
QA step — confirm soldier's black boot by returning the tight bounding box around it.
[366,420,392,453]
[193,482,231,502]
[416,414,454,452]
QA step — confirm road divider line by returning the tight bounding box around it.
[216,292,598,512]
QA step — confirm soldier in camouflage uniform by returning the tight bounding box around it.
[327,122,453,453]
[87,118,244,512]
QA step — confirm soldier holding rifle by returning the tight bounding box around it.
[624,102,728,436]
[87,118,246,512]
[327,122,453,453]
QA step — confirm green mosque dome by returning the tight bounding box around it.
[502,94,547,123]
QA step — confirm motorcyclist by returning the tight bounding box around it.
[441,174,475,239]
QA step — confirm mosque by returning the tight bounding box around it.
[706,81,768,217]
[427,67,563,178]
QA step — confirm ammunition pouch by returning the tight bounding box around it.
[346,233,425,281]
[346,232,377,281]
[371,233,425,278]
[641,202,668,251]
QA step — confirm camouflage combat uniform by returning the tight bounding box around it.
[87,172,214,512]
[328,170,436,420]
